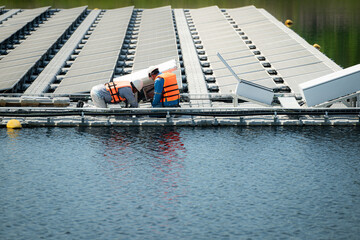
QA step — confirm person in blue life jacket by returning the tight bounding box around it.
[90,79,143,108]
[147,66,180,108]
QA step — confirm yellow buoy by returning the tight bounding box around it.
[313,43,321,50]
[94,8,99,10]
[285,19,293,27]
[6,119,22,129]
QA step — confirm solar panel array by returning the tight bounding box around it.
[54,7,134,94]
[130,6,182,89]
[132,6,178,71]
[0,9,21,24]
[0,7,49,47]
[0,7,86,92]
[0,5,342,106]
[24,10,101,95]
[186,6,278,94]
[227,6,342,95]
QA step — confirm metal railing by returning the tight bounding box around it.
[0,106,359,118]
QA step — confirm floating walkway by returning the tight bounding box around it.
[0,5,359,127]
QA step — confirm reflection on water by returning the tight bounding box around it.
[1,126,360,239]
[6,128,21,139]
[85,127,188,205]
[87,127,189,236]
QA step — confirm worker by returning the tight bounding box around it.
[148,66,180,108]
[90,79,143,108]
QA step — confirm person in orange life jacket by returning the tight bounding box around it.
[90,79,143,108]
[147,66,180,108]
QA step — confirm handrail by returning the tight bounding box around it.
[0,106,359,118]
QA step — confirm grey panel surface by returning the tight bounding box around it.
[264,49,313,63]
[278,62,332,77]
[189,6,276,92]
[67,56,117,69]
[54,6,134,94]
[132,6,179,72]
[52,76,111,94]
[0,7,87,91]
[135,51,178,62]
[227,5,341,95]
[0,9,21,23]
[207,49,254,62]
[278,97,301,108]
[211,56,263,70]
[64,64,116,79]
[133,56,178,68]
[77,38,123,49]
[0,7,50,44]
[283,69,334,94]
[136,44,176,56]
[61,70,114,84]
[259,8,341,71]
[271,55,322,70]
[259,44,308,57]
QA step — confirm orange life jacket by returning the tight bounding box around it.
[105,80,132,103]
[156,72,180,103]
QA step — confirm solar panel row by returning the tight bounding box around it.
[0,7,87,92]
[0,5,342,105]
[54,6,134,94]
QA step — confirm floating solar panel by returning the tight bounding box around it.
[54,6,134,94]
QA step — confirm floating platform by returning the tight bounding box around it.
[0,5,359,127]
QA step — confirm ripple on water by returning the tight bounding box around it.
[1,126,360,239]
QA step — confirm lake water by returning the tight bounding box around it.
[1,126,360,239]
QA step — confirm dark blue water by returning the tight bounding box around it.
[1,126,360,239]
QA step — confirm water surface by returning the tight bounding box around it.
[1,127,360,239]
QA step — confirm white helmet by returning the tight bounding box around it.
[147,66,159,79]
[131,79,143,91]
